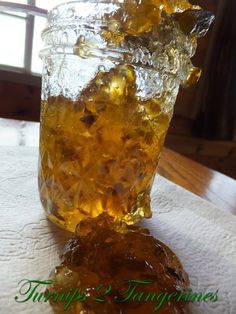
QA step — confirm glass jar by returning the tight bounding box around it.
[38,0,212,232]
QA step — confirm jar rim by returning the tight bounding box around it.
[40,0,129,62]
[46,0,123,27]
[53,0,123,6]
[49,0,124,13]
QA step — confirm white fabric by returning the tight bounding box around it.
[0,146,235,314]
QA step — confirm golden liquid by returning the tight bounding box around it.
[38,0,211,232]
[39,64,171,232]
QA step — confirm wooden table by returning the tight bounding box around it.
[1,118,236,214]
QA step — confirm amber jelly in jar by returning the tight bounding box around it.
[38,0,214,232]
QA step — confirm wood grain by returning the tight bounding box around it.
[158,148,236,214]
[0,118,235,214]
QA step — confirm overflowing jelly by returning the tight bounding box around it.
[39,1,214,313]
[47,214,189,314]
[39,0,214,231]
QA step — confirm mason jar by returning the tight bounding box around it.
[38,0,205,232]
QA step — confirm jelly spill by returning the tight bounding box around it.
[47,214,189,314]
[39,0,214,231]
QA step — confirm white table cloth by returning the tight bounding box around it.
[0,146,235,314]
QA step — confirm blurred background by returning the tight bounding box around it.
[0,0,236,179]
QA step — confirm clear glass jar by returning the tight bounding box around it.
[38,0,209,232]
